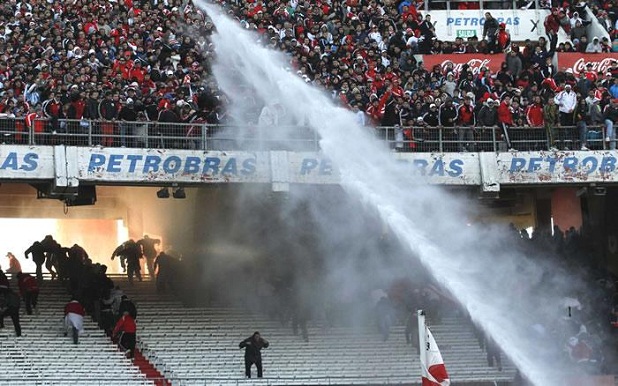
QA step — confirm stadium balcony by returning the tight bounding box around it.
[0,118,606,153]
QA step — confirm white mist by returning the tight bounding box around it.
[195,2,587,384]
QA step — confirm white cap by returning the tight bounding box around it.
[126,98,134,104]
[486,98,495,104]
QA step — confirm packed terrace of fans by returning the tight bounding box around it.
[0,0,617,151]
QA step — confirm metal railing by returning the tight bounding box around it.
[375,125,607,152]
[0,118,321,151]
[0,118,608,152]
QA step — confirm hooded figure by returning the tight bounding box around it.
[585,37,602,53]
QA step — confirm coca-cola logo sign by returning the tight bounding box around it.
[422,54,503,76]
[557,53,618,76]
[440,59,493,75]
[570,58,615,75]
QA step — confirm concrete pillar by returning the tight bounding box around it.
[534,190,552,235]
[583,188,612,272]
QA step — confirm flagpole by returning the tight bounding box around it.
[417,309,427,375]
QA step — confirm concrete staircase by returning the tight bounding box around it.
[0,275,153,385]
[115,278,516,385]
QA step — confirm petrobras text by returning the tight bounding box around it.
[86,153,257,176]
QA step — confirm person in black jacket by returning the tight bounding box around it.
[439,99,457,127]
[482,12,500,53]
[24,241,46,282]
[118,98,138,147]
[0,287,21,337]
[239,331,269,378]
[137,235,160,278]
[111,240,143,284]
[157,101,180,148]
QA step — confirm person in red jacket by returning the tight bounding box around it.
[544,8,560,36]
[526,96,544,127]
[16,272,39,315]
[64,298,85,344]
[497,23,511,52]
[113,311,137,358]
[497,96,515,150]
[457,97,476,152]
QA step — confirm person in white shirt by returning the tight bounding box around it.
[585,37,602,53]
[554,84,577,127]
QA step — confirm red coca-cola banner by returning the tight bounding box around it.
[419,54,503,76]
[556,52,618,76]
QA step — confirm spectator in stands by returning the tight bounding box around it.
[544,98,560,151]
[113,310,137,359]
[457,96,476,152]
[496,23,511,53]
[118,98,138,148]
[497,96,515,150]
[571,20,588,42]
[553,84,577,145]
[137,235,161,279]
[589,98,604,147]
[506,51,522,79]
[574,98,590,150]
[586,37,604,53]
[0,286,21,337]
[64,297,85,345]
[604,99,618,150]
[24,241,46,282]
[239,331,270,378]
[438,99,457,128]
[478,99,499,128]
[526,95,544,128]
[98,92,119,147]
[16,272,39,315]
[482,13,500,53]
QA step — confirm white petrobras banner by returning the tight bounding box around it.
[430,10,547,41]
[287,152,482,185]
[497,151,618,184]
[0,146,54,179]
[77,148,271,183]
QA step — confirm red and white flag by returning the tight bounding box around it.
[421,326,450,386]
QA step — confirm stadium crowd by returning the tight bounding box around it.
[0,0,616,151]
